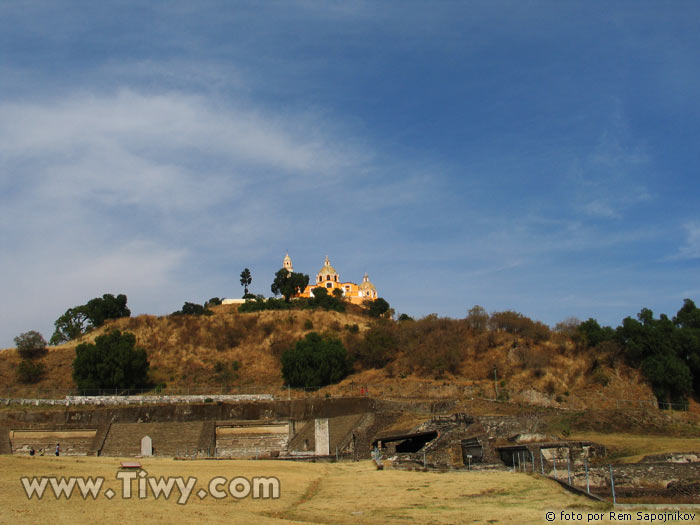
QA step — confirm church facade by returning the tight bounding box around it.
[283,254,378,305]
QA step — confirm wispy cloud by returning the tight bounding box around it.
[673,222,700,260]
[568,112,653,220]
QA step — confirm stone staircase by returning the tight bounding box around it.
[100,422,205,457]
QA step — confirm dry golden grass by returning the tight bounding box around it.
[568,432,700,463]
[0,307,659,410]
[0,456,618,525]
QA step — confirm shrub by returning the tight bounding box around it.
[14,331,47,359]
[365,298,390,318]
[488,310,550,342]
[172,302,213,316]
[465,305,488,332]
[303,319,314,330]
[73,330,150,393]
[400,316,466,376]
[281,332,350,388]
[213,360,240,385]
[308,287,346,312]
[16,359,45,383]
[353,321,398,369]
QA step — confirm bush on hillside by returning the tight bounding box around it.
[72,330,150,393]
[308,287,346,312]
[465,305,488,332]
[14,330,47,359]
[353,321,398,369]
[172,302,213,316]
[398,315,467,377]
[488,310,551,342]
[16,359,45,383]
[281,332,351,388]
[364,297,390,318]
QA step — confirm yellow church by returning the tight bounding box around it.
[282,254,378,305]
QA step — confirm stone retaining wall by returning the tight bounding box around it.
[1,394,273,407]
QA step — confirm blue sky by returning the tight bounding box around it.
[2,2,700,348]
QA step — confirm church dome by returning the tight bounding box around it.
[316,255,340,284]
[358,272,376,292]
[317,255,338,277]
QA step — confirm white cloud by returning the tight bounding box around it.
[675,222,700,260]
[0,87,434,347]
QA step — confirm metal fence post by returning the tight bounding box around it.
[585,458,590,494]
[540,449,545,475]
[553,458,557,480]
[609,464,616,505]
[567,456,572,485]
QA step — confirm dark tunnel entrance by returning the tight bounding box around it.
[372,431,438,453]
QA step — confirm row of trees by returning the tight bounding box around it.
[12,325,150,392]
[577,299,700,406]
[51,293,131,344]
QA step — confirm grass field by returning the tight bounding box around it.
[0,456,620,524]
[6,454,668,525]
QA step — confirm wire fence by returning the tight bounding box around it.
[509,449,617,502]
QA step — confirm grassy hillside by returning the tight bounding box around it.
[0,304,661,410]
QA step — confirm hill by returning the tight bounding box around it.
[0,304,661,410]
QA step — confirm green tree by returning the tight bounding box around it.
[240,268,252,297]
[312,286,328,299]
[173,302,213,316]
[308,286,345,312]
[674,298,700,329]
[84,294,130,327]
[281,332,351,388]
[14,330,47,359]
[641,353,692,405]
[50,306,90,345]
[577,318,615,349]
[72,330,149,393]
[615,303,700,405]
[50,293,131,345]
[365,297,390,318]
[271,269,309,303]
[205,297,222,307]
